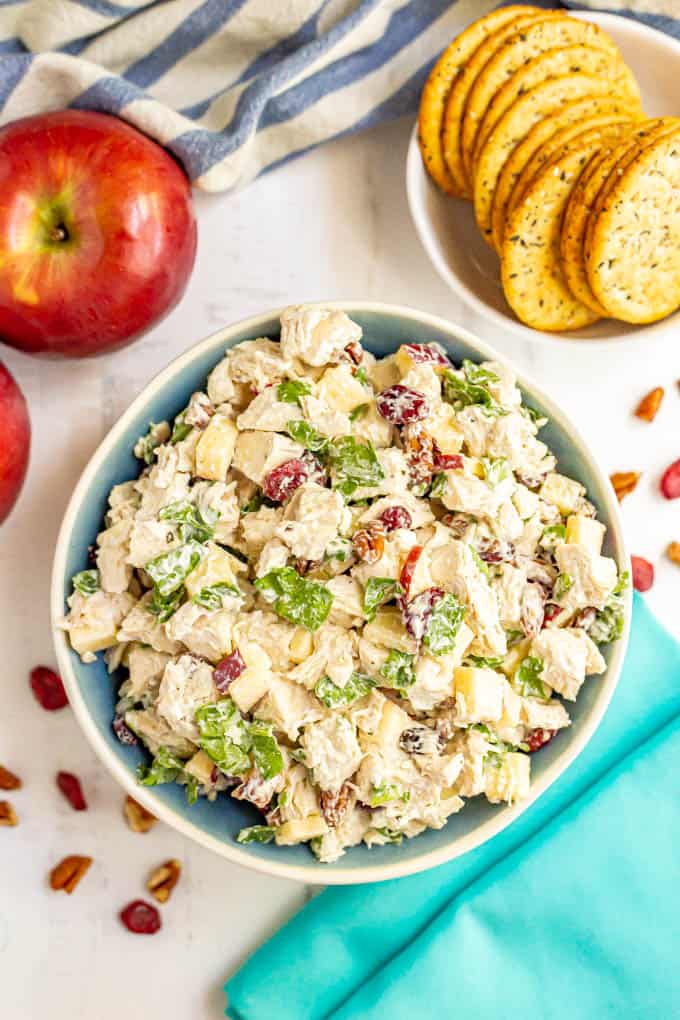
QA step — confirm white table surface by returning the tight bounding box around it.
[2,117,679,1020]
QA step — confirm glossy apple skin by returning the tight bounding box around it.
[0,362,30,523]
[0,111,197,358]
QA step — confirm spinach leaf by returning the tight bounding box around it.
[441,364,505,416]
[240,490,277,515]
[170,410,193,444]
[423,592,466,655]
[325,536,353,563]
[363,577,403,622]
[184,774,199,806]
[462,359,499,386]
[148,586,185,622]
[286,420,329,454]
[464,654,505,669]
[194,699,252,776]
[145,541,205,598]
[137,746,187,786]
[134,421,169,464]
[354,367,370,388]
[236,825,276,845]
[327,436,384,498]
[158,500,216,543]
[553,573,573,601]
[254,566,333,631]
[349,403,369,423]
[72,569,99,596]
[192,582,240,611]
[589,569,629,644]
[374,827,403,844]
[481,457,510,487]
[314,671,375,708]
[380,649,416,689]
[516,656,547,698]
[369,783,409,807]
[470,546,490,579]
[248,720,284,780]
[277,379,312,405]
[429,472,448,499]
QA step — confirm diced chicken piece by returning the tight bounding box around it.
[62,590,137,662]
[357,636,389,678]
[279,305,362,367]
[184,391,215,429]
[450,727,490,797]
[299,394,351,437]
[429,540,506,657]
[453,666,504,724]
[96,519,132,593]
[520,696,571,733]
[121,645,171,703]
[207,355,236,404]
[254,674,325,741]
[240,506,284,556]
[165,601,237,663]
[513,484,541,521]
[233,610,298,673]
[124,708,196,758]
[156,655,216,741]
[325,575,366,629]
[232,430,306,486]
[531,628,605,702]
[278,763,320,823]
[540,472,586,515]
[313,800,371,863]
[256,538,290,578]
[408,653,457,712]
[399,364,442,406]
[454,405,495,457]
[288,624,357,690]
[227,337,292,391]
[195,414,238,482]
[554,543,618,612]
[486,412,555,476]
[299,714,362,791]
[439,471,507,519]
[127,518,182,569]
[483,360,522,409]
[422,401,464,455]
[183,542,244,599]
[117,593,184,655]
[494,681,525,747]
[193,479,240,544]
[236,387,304,432]
[492,563,528,630]
[350,400,394,448]
[276,483,349,561]
[316,363,369,414]
[352,448,411,501]
[137,459,192,518]
[368,352,400,392]
[484,752,530,804]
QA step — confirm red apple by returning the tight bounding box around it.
[0,361,30,523]
[0,111,197,358]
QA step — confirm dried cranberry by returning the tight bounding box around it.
[343,340,364,366]
[113,716,138,746]
[433,448,463,471]
[403,587,444,642]
[525,728,556,753]
[30,666,68,711]
[379,506,413,532]
[214,648,246,692]
[376,385,430,425]
[476,537,516,564]
[263,458,307,502]
[660,459,680,499]
[399,545,423,600]
[631,556,654,592]
[120,900,161,935]
[56,771,87,811]
[399,343,450,367]
[542,603,562,626]
[300,450,327,487]
[87,544,98,567]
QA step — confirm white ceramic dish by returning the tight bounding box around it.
[51,303,631,884]
[406,11,680,346]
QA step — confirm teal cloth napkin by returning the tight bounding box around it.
[226,595,680,1020]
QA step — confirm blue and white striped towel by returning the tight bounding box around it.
[0,1,678,191]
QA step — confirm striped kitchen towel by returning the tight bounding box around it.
[0,1,678,192]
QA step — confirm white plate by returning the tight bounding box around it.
[406,11,680,346]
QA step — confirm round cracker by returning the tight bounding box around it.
[501,125,631,331]
[417,5,540,195]
[471,44,637,172]
[492,97,642,252]
[441,10,565,197]
[472,73,623,248]
[585,127,680,323]
[561,120,678,314]
[461,17,623,184]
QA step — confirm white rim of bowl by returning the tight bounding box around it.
[51,301,632,884]
[406,11,680,349]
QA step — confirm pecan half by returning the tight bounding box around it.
[667,541,680,566]
[0,765,21,791]
[610,471,640,501]
[123,795,157,834]
[402,422,435,486]
[0,800,18,826]
[353,519,385,564]
[147,858,181,904]
[232,766,284,811]
[49,855,92,894]
[634,387,664,423]
[320,783,351,828]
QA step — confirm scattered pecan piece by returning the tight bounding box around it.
[0,800,18,826]
[124,795,157,834]
[352,519,385,564]
[0,765,21,791]
[609,471,640,501]
[320,784,351,828]
[634,387,664,423]
[667,542,680,566]
[49,855,92,894]
[147,859,182,904]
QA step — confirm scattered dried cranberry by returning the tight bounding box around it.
[403,587,444,643]
[433,448,463,471]
[113,716,138,746]
[214,648,246,692]
[30,666,68,711]
[263,458,307,502]
[376,385,430,425]
[399,545,423,600]
[660,459,680,500]
[300,450,327,486]
[343,340,364,366]
[542,603,562,626]
[379,506,412,532]
[399,343,450,367]
[56,771,87,811]
[631,556,654,592]
[525,729,556,753]
[120,899,161,935]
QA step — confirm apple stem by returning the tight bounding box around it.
[50,224,68,243]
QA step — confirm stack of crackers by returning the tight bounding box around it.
[418,4,680,332]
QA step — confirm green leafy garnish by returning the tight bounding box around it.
[462,359,499,386]
[465,654,504,669]
[327,436,384,498]
[254,566,333,631]
[516,656,547,699]
[613,569,630,596]
[423,592,466,655]
[184,774,199,806]
[505,628,525,646]
[286,420,329,454]
[171,411,193,444]
[429,472,448,499]
[442,362,505,416]
[248,720,284,780]
[137,746,187,787]
[541,523,566,548]
[192,582,240,611]
[369,783,409,807]
[374,827,403,844]
[314,671,375,708]
[470,546,490,579]
[481,457,509,487]
[134,422,168,464]
[380,649,416,689]
[72,569,99,596]
[195,699,252,776]
[349,403,369,423]
[363,577,403,622]
[149,586,185,622]
[240,490,277,515]
[325,536,353,563]
[158,500,216,544]
[145,541,205,598]
[354,367,370,387]
[277,379,312,405]
[522,405,543,425]
[553,573,573,601]
[236,825,276,845]
[589,569,629,644]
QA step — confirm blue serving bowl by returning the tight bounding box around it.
[51,303,631,884]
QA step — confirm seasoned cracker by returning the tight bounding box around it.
[461,17,622,184]
[501,126,630,331]
[585,127,680,323]
[440,9,563,197]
